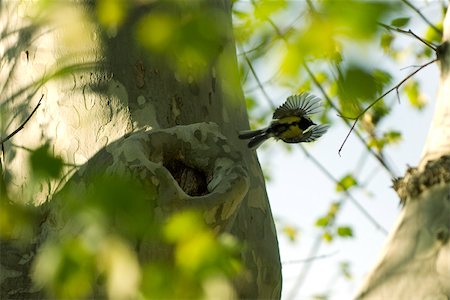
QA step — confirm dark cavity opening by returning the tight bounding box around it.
[163,159,208,196]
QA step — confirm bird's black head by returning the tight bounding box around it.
[299,117,315,130]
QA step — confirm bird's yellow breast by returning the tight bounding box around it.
[279,125,303,139]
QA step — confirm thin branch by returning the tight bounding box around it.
[299,145,389,235]
[338,58,437,155]
[400,0,443,36]
[241,50,275,108]
[379,23,437,50]
[286,145,389,300]
[282,251,339,265]
[0,94,44,144]
[286,233,322,300]
[303,62,397,177]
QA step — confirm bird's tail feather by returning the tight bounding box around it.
[238,128,266,139]
[247,134,270,150]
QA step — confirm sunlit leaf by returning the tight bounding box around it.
[315,216,330,227]
[368,136,384,151]
[164,210,205,243]
[96,0,128,30]
[322,231,333,242]
[404,80,427,110]
[424,21,443,44]
[253,0,287,21]
[33,239,96,299]
[320,1,397,40]
[282,225,299,242]
[336,174,358,192]
[328,202,341,217]
[337,226,353,238]
[383,130,402,144]
[136,13,176,52]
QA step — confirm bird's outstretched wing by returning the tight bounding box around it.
[273,93,322,120]
[298,124,330,143]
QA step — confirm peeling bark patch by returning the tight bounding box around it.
[134,60,145,88]
[163,159,208,196]
[170,96,182,124]
[393,155,450,205]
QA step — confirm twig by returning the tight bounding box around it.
[0,94,44,144]
[338,58,437,155]
[286,233,322,300]
[300,145,389,235]
[400,0,443,36]
[282,250,339,265]
[303,62,397,177]
[379,23,437,50]
[241,50,275,108]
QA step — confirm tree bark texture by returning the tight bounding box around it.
[356,8,450,300]
[0,1,282,298]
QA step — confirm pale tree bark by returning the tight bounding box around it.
[355,8,450,300]
[0,1,281,299]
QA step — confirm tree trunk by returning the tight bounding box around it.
[355,8,450,300]
[0,1,281,298]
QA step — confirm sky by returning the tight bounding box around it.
[238,2,443,299]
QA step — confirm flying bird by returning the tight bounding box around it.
[239,93,329,149]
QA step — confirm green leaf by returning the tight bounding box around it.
[390,17,410,27]
[96,0,128,30]
[338,65,379,109]
[315,216,330,227]
[368,136,384,151]
[404,80,427,110]
[328,202,341,217]
[340,261,352,279]
[253,0,287,21]
[424,22,443,44]
[383,130,402,144]
[372,69,392,93]
[29,144,64,178]
[322,231,333,242]
[337,226,353,237]
[282,225,299,242]
[164,210,205,243]
[380,33,394,52]
[336,174,358,192]
[321,1,397,40]
[370,100,390,125]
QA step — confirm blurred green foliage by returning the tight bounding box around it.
[29,144,64,179]
[135,2,229,81]
[30,171,241,299]
[1,0,448,299]
[314,201,353,243]
[336,174,358,192]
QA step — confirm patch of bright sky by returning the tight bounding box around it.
[235,1,443,299]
